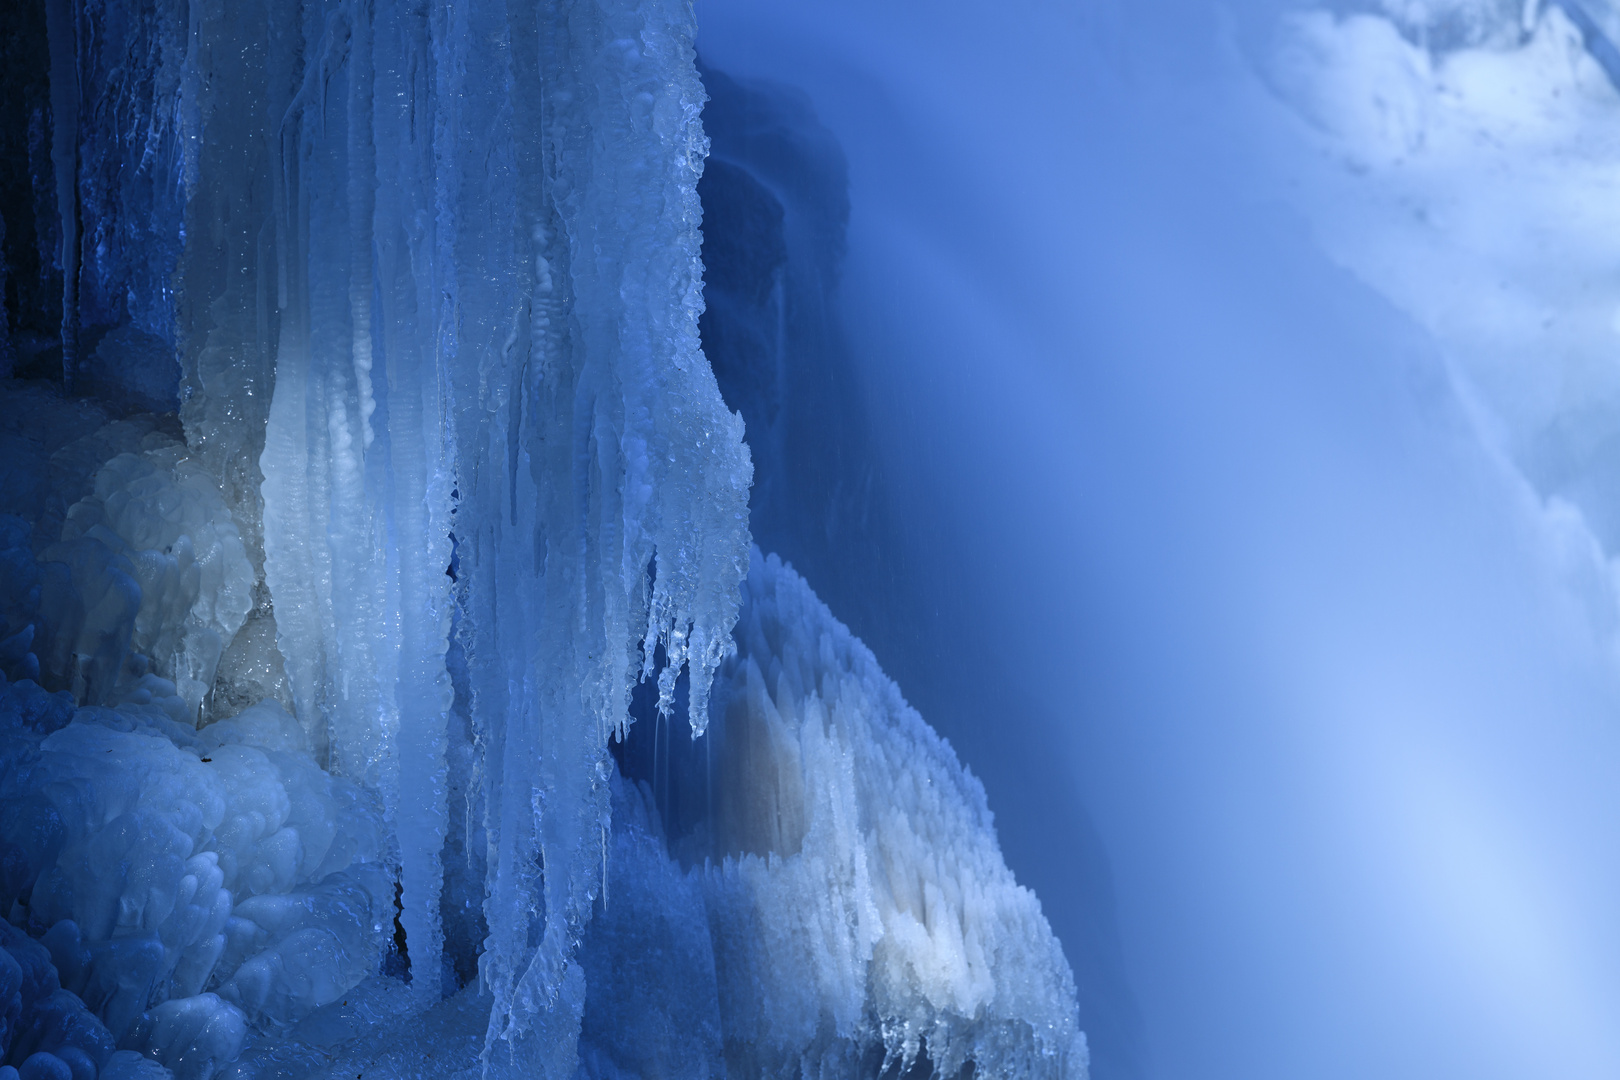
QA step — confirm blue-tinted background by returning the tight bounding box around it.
[692,2,1620,1077]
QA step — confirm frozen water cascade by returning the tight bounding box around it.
[258,0,760,1057]
[0,0,1086,1078]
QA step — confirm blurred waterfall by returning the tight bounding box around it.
[696,1,1620,1077]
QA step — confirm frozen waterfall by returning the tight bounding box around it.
[0,1,1084,1079]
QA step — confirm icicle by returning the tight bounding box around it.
[44,0,79,394]
[372,0,453,1004]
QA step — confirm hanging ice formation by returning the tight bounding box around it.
[256,0,752,1041]
[0,0,1086,1077]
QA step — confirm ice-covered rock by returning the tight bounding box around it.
[705,554,1085,1079]
[582,554,1086,1080]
